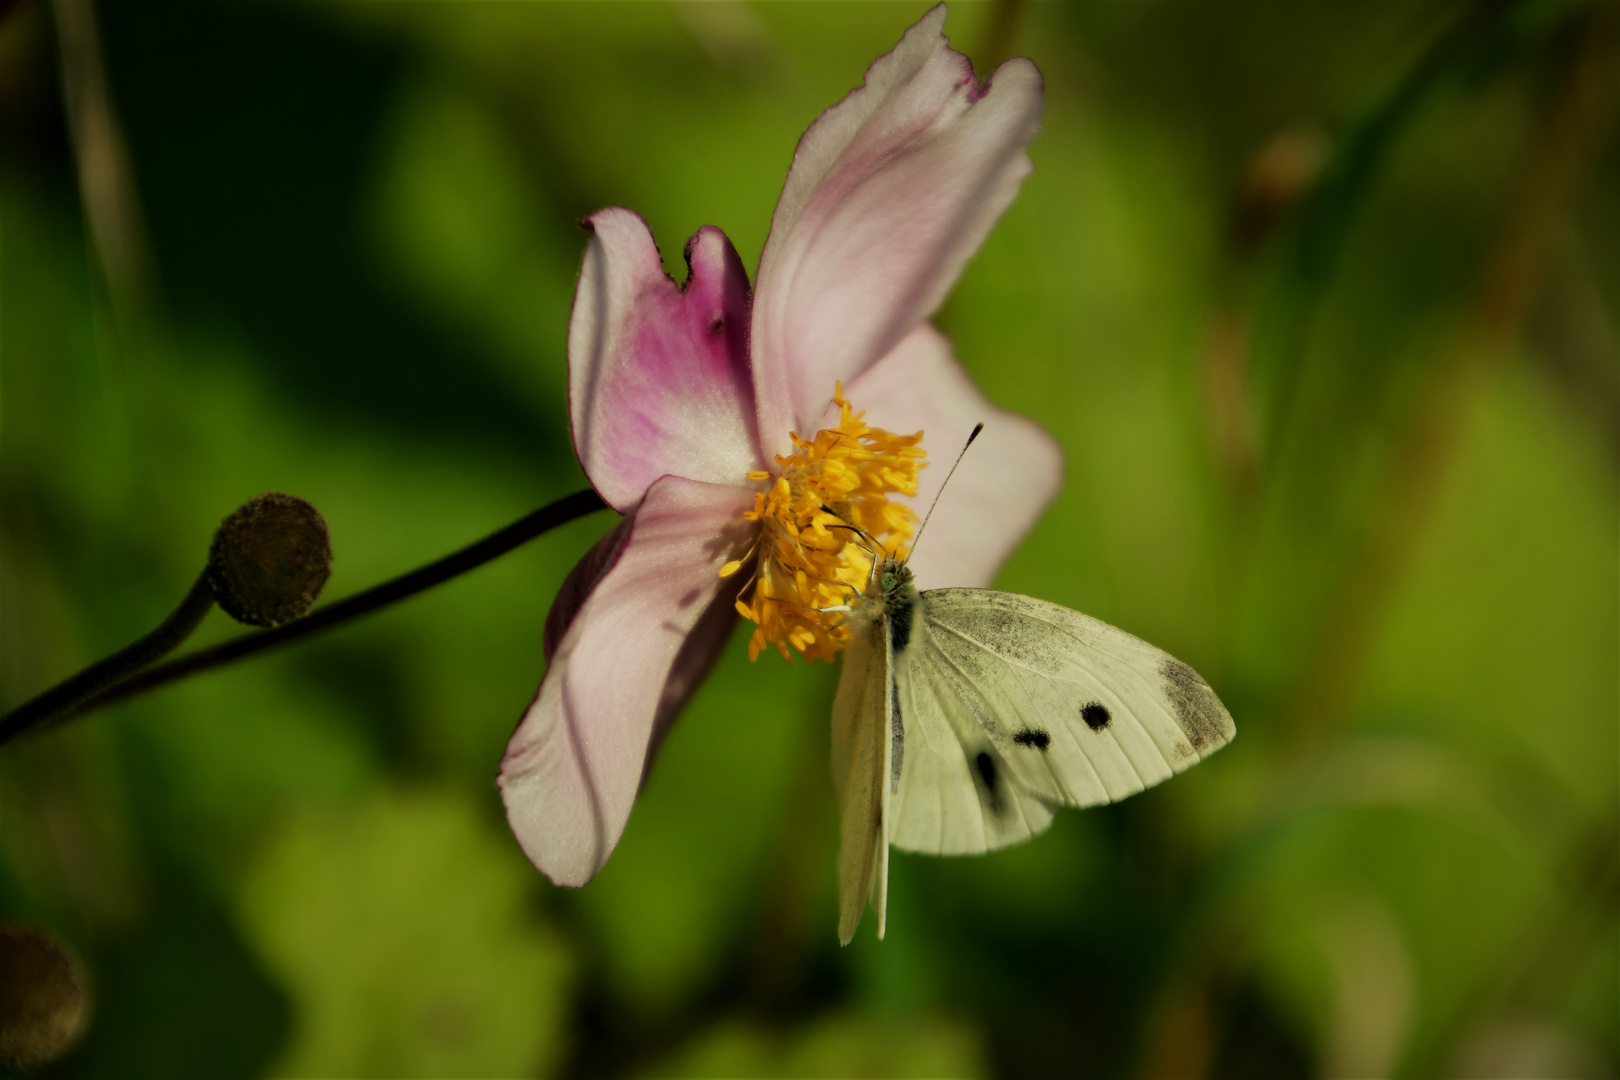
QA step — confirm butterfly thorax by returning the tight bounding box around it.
[860,556,919,655]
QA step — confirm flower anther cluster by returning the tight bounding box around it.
[727,384,926,662]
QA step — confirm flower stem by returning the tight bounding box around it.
[0,572,216,744]
[0,487,609,747]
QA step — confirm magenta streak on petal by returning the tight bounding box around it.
[570,210,762,511]
[499,476,756,887]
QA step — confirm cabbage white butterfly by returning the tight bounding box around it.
[829,428,1236,944]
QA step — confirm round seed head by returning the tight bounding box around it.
[207,493,333,627]
[0,923,91,1070]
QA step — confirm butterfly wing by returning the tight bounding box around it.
[888,588,1235,855]
[829,600,892,945]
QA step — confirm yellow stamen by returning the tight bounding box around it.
[724,382,925,662]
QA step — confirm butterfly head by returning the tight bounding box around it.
[875,555,914,604]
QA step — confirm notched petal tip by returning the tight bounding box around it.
[569,211,762,509]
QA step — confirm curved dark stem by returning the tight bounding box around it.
[1,488,609,747]
[0,572,216,744]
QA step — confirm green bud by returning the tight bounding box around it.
[207,493,333,627]
[0,923,91,1070]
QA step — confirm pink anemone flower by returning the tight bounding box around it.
[499,5,1063,888]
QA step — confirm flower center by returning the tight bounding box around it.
[721,384,925,662]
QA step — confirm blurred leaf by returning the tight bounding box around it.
[1362,363,1619,815]
[239,785,572,1078]
[650,1009,987,1080]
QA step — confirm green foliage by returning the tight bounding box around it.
[1,1,1613,1077]
[239,786,572,1077]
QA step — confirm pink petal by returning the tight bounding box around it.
[570,209,761,511]
[840,323,1062,592]
[499,476,755,886]
[542,516,631,662]
[751,5,1043,452]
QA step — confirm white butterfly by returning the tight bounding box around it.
[829,490,1236,945]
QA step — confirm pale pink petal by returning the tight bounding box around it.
[570,209,761,510]
[839,323,1062,592]
[542,516,631,662]
[751,5,1043,451]
[499,476,755,886]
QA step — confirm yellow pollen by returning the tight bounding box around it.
[725,383,925,662]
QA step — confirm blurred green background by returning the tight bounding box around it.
[1,1,1615,1077]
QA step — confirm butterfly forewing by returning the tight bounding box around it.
[885,588,1234,857]
[829,600,891,946]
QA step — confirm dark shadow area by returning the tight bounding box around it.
[96,0,566,464]
[1210,978,1316,1080]
[293,636,421,775]
[43,862,291,1080]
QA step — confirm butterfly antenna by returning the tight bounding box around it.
[818,505,882,556]
[818,504,888,588]
[909,422,983,558]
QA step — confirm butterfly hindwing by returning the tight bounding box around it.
[887,587,1235,856]
[889,643,1057,855]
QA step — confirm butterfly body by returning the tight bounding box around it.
[832,554,1235,945]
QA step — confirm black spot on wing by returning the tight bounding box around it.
[1012,728,1051,751]
[973,751,1001,817]
[889,677,904,794]
[1159,658,1231,752]
[1081,702,1111,731]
